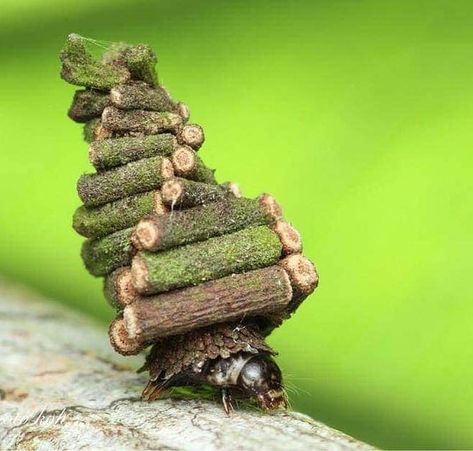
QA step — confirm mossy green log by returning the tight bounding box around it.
[81,227,135,277]
[161,178,237,208]
[132,225,282,295]
[102,106,182,135]
[89,134,177,170]
[110,82,177,112]
[60,34,130,90]
[134,197,277,251]
[103,43,158,86]
[68,89,110,123]
[73,190,164,238]
[124,265,293,341]
[77,155,173,207]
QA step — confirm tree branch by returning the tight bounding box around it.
[0,280,373,450]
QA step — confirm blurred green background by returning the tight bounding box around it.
[1,0,472,448]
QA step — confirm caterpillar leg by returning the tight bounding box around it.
[221,387,235,415]
[142,378,166,401]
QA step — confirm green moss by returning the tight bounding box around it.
[139,225,282,294]
[149,197,273,250]
[60,34,130,90]
[102,106,182,134]
[77,156,169,207]
[68,89,110,123]
[162,178,234,208]
[81,227,134,276]
[103,42,158,86]
[111,83,175,111]
[90,134,176,170]
[73,191,156,238]
[120,44,158,86]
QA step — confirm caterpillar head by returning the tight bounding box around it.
[236,354,286,411]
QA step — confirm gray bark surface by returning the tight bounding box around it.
[0,280,372,450]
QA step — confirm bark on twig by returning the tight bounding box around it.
[110,82,177,112]
[60,34,130,89]
[89,134,177,170]
[124,265,293,342]
[77,156,173,207]
[73,190,166,238]
[133,197,281,251]
[131,225,283,295]
[81,227,136,277]
[103,42,158,86]
[0,282,372,451]
[68,89,110,123]
[102,106,183,135]
[161,178,238,208]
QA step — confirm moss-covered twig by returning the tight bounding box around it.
[103,42,158,86]
[131,225,282,295]
[133,197,282,251]
[68,89,110,123]
[81,227,136,276]
[73,190,166,238]
[124,265,293,342]
[89,134,177,170]
[102,106,183,135]
[161,178,240,208]
[60,34,131,90]
[77,156,173,207]
[110,82,177,112]
[171,146,216,184]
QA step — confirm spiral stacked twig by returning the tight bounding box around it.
[61,34,318,361]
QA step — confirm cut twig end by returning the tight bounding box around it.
[272,221,302,255]
[161,179,183,205]
[109,317,145,355]
[160,157,175,179]
[114,267,139,306]
[279,254,318,296]
[258,193,284,222]
[177,102,190,121]
[109,87,123,105]
[171,146,195,175]
[226,182,242,198]
[135,217,162,251]
[178,124,204,149]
